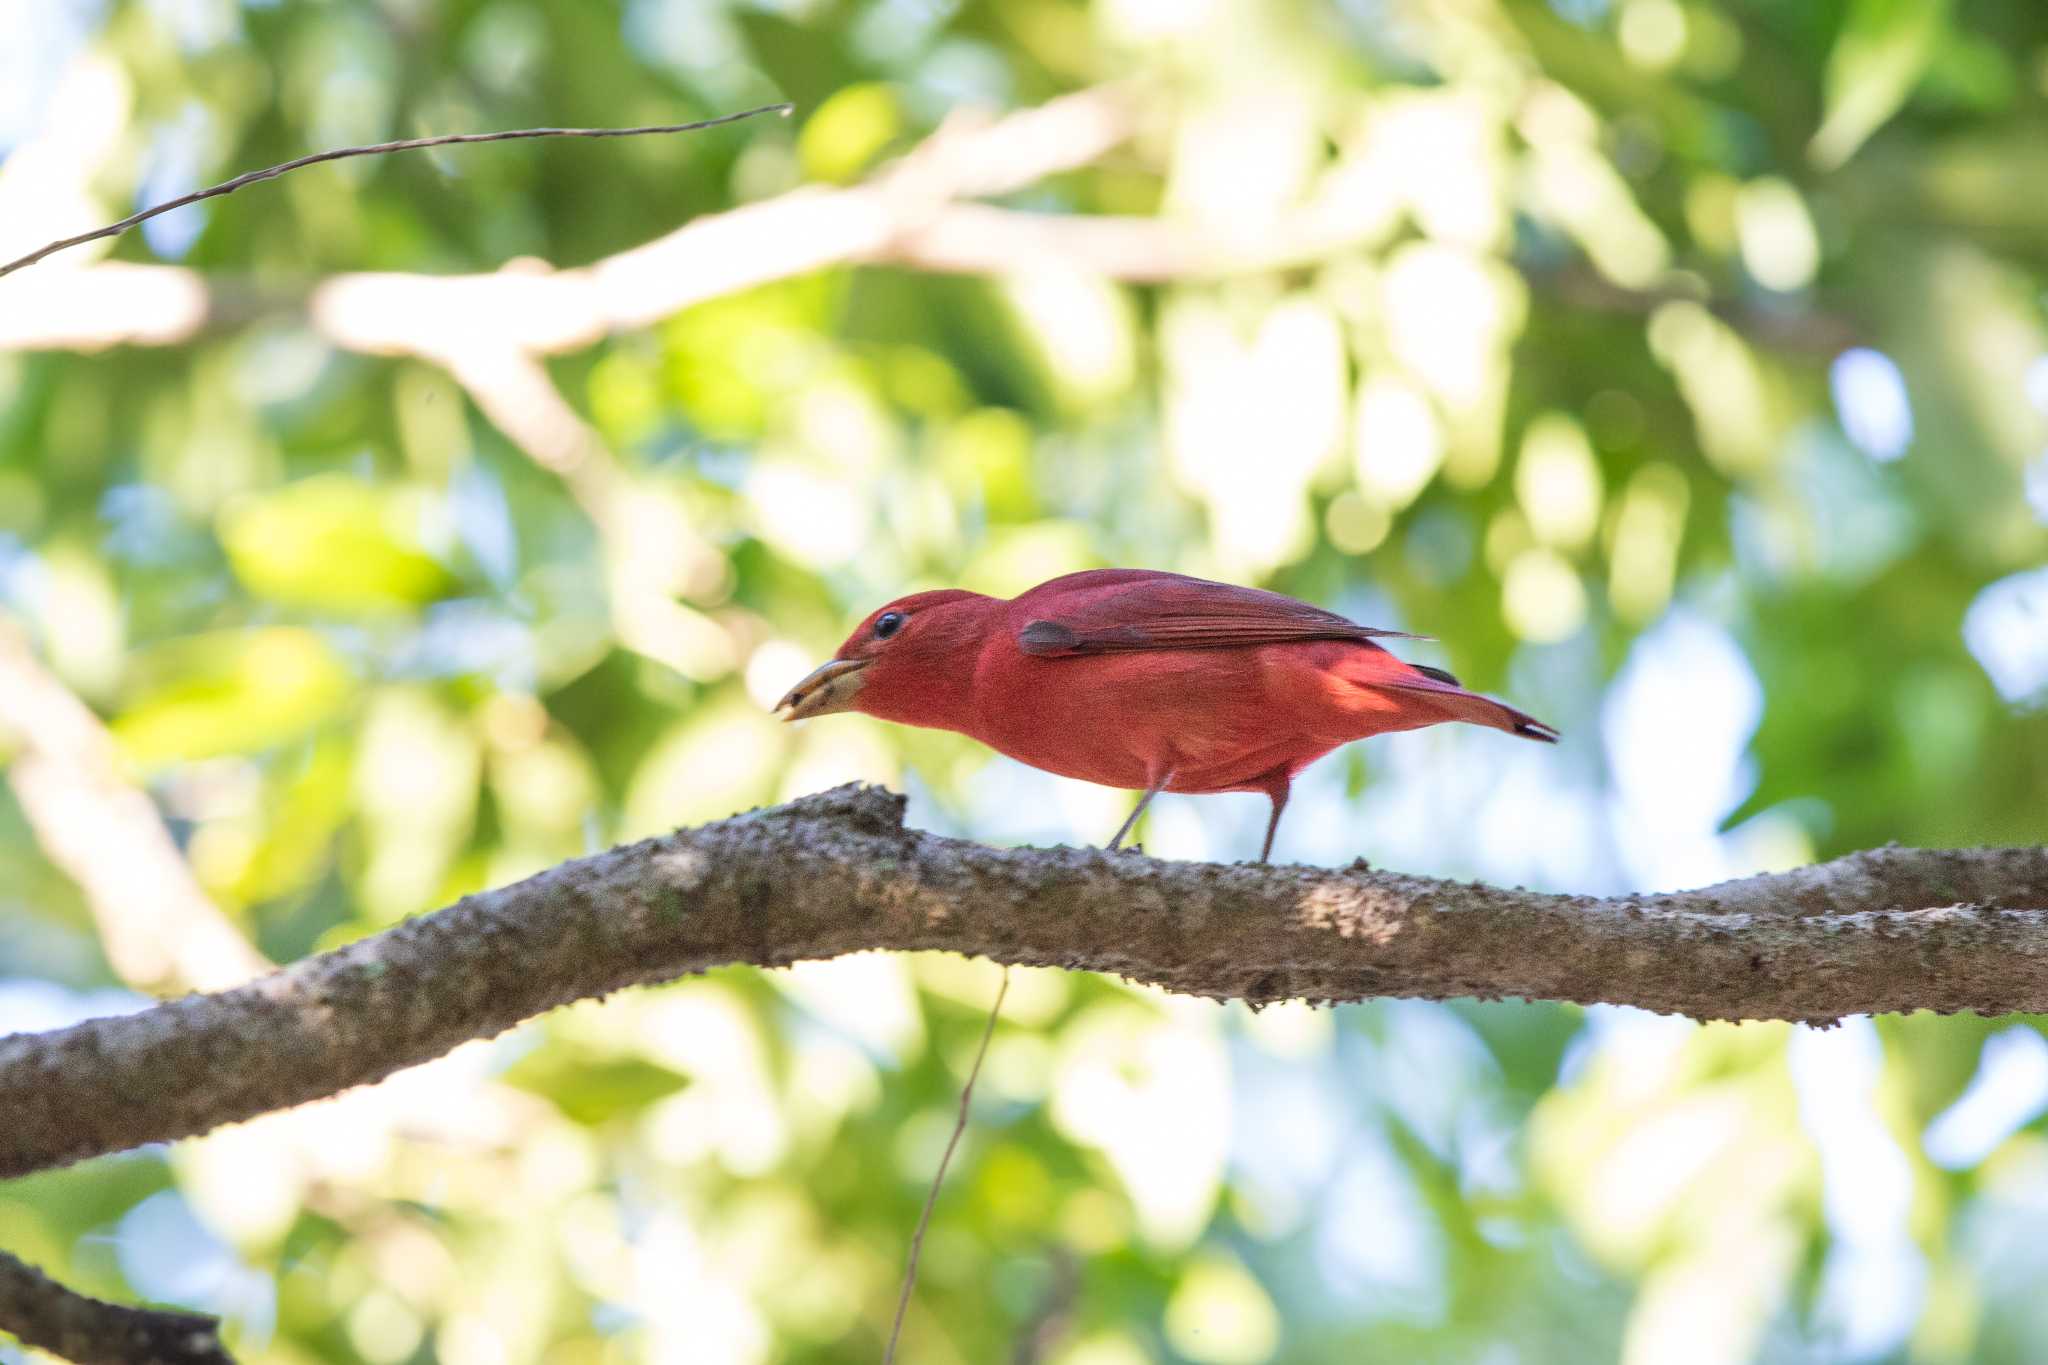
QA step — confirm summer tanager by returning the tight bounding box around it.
[775,568,1556,861]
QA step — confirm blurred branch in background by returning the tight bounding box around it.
[0,628,539,1365]
[0,82,1139,356]
[0,75,1863,364]
[434,341,738,679]
[4,785,2045,1184]
[0,617,270,994]
[0,1249,230,1365]
[303,85,1138,677]
[0,76,1148,692]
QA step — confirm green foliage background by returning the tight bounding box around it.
[2,0,2048,1362]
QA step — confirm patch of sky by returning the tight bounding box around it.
[233,325,334,408]
[1555,1003,1697,1089]
[0,535,33,608]
[145,0,240,52]
[957,754,1116,849]
[1789,1019,1926,1360]
[303,19,398,157]
[1925,1027,2048,1171]
[1963,567,2048,706]
[2024,453,2048,526]
[0,977,150,1034]
[2025,355,2048,524]
[622,0,755,104]
[100,483,198,566]
[850,0,959,67]
[1778,424,1920,585]
[1365,999,1509,1167]
[1548,0,1612,25]
[117,1189,277,1346]
[461,2,547,95]
[451,460,519,589]
[387,599,539,692]
[0,539,48,620]
[1231,1055,1344,1235]
[2025,354,2048,417]
[137,102,215,260]
[1829,347,1914,462]
[1951,1147,2048,1308]
[1312,1125,1448,1316]
[900,39,1014,122]
[1279,698,1607,891]
[689,444,755,491]
[0,0,103,155]
[1329,0,1438,76]
[1601,609,1762,891]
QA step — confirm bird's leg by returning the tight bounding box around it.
[1258,776,1292,864]
[1107,769,1173,852]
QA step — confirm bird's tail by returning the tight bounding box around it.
[1383,664,1560,743]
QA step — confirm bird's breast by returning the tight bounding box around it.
[964,642,1364,793]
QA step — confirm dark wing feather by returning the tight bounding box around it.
[1013,570,1424,658]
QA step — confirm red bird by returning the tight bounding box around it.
[775,569,1556,861]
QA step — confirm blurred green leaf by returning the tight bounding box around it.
[113,628,352,768]
[798,82,902,183]
[500,1046,691,1125]
[1812,0,1954,169]
[219,473,453,613]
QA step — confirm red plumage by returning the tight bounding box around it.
[776,569,1556,861]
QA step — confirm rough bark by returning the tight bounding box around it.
[4,784,2047,1183]
[0,1250,229,1365]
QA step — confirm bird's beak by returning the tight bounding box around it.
[774,657,870,721]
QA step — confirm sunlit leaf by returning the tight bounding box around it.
[797,82,901,183]
[500,1047,691,1126]
[219,474,452,613]
[1811,0,1954,169]
[113,628,352,768]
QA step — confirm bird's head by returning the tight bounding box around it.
[774,588,992,728]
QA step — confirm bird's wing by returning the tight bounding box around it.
[1013,571,1424,657]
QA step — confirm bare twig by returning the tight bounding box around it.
[0,104,792,279]
[886,968,1009,1365]
[0,1249,232,1365]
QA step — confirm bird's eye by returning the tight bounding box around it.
[873,611,905,640]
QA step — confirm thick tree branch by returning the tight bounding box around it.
[3,784,2046,1182]
[0,1250,229,1365]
